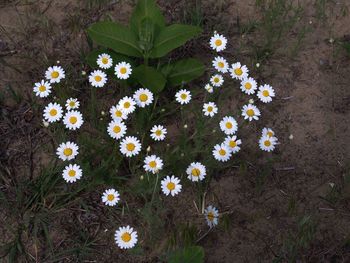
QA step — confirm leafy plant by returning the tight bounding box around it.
[167,246,205,263]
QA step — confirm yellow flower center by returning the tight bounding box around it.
[107,194,115,201]
[124,102,130,108]
[102,57,109,64]
[63,148,73,156]
[94,75,102,82]
[120,67,127,74]
[121,232,131,242]
[167,182,175,191]
[215,39,222,46]
[218,62,224,68]
[155,130,162,136]
[39,85,46,92]
[49,109,57,116]
[245,82,252,90]
[225,122,233,129]
[207,106,213,112]
[68,170,76,177]
[267,131,274,137]
[219,149,226,156]
[149,161,157,168]
[51,71,59,78]
[214,77,219,83]
[246,109,254,117]
[126,143,135,151]
[234,68,243,76]
[113,125,121,133]
[180,93,187,100]
[262,90,270,97]
[264,140,271,147]
[191,168,200,177]
[229,140,237,148]
[115,110,122,117]
[69,116,77,124]
[139,94,148,102]
[69,101,75,107]
[207,212,215,221]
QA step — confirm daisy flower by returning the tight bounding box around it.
[63,110,84,130]
[186,162,206,182]
[107,120,127,140]
[118,96,136,115]
[33,80,52,98]
[65,98,80,110]
[119,136,141,157]
[97,53,113,69]
[175,89,191,105]
[62,164,82,183]
[143,155,163,174]
[213,143,231,162]
[150,125,167,141]
[115,62,132,79]
[259,135,278,152]
[161,175,182,196]
[204,205,219,228]
[204,84,214,93]
[89,70,107,88]
[230,62,249,80]
[219,116,238,135]
[45,65,65,83]
[110,105,128,121]
[257,84,275,103]
[209,33,227,52]
[210,74,224,87]
[115,226,138,249]
[203,102,218,117]
[133,88,154,108]
[212,56,229,73]
[262,127,275,138]
[224,135,242,154]
[102,188,120,206]
[56,141,79,161]
[43,102,63,123]
[241,104,261,121]
[240,77,257,95]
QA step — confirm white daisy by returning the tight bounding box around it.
[45,65,65,83]
[150,125,167,141]
[65,98,80,110]
[224,135,242,154]
[204,205,219,228]
[109,105,128,121]
[115,226,138,249]
[186,162,206,182]
[212,56,229,73]
[161,175,182,196]
[56,141,79,161]
[241,104,261,121]
[63,110,84,130]
[107,120,127,140]
[262,127,275,138]
[143,155,163,174]
[213,143,231,162]
[203,102,218,117]
[204,84,214,93]
[133,88,154,108]
[33,80,52,98]
[257,84,275,103]
[240,77,257,95]
[219,116,238,135]
[209,33,227,52]
[62,164,82,183]
[102,188,120,206]
[43,102,63,123]
[89,70,107,88]
[230,62,249,80]
[118,96,136,115]
[210,74,224,87]
[114,62,132,80]
[97,53,113,69]
[259,135,278,152]
[119,136,141,157]
[175,89,191,105]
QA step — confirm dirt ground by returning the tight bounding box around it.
[1,0,350,262]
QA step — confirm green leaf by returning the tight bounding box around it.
[150,24,202,58]
[163,58,205,86]
[133,65,166,93]
[87,21,143,58]
[168,246,205,263]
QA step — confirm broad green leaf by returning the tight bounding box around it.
[150,24,202,58]
[87,21,143,58]
[133,65,166,93]
[138,17,155,52]
[168,246,205,263]
[164,58,205,86]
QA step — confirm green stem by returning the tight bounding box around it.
[150,173,159,205]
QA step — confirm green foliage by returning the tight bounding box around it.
[168,246,205,263]
[133,64,166,93]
